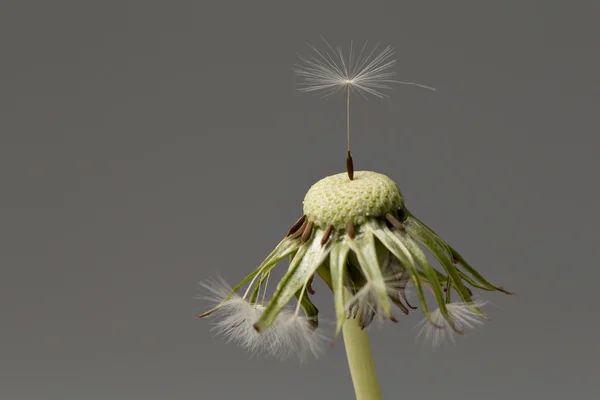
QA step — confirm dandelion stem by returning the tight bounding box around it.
[342,288,382,400]
[317,267,381,399]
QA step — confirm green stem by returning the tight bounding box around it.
[342,291,382,400]
[317,267,382,399]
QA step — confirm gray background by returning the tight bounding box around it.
[1,1,599,399]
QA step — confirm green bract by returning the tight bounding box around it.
[198,171,510,339]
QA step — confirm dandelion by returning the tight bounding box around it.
[197,40,512,400]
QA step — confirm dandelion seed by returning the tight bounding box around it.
[416,300,488,350]
[199,277,325,361]
[295,38,435,180]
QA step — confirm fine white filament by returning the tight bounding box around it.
[416,300,488,350]
[200,277,325,361]
[344,256,415,327]
[295,38,435,99]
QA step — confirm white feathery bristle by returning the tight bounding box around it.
[199,277,325,361]
[345,259,415,329]
[266,312,325,361]
[416,300,487,350]
[294,38,435,99]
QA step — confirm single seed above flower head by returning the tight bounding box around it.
[295,39,435,181]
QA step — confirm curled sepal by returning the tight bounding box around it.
[369,220,442,329]
[391,223,462,333]
[451,247,513,295]
[407,211,511,295]
[457,270,498,291]
[254,230,332,332]
[347,230,392,318]
[403,215,481,319]
[329,240,350,338]
[197,237,300,318]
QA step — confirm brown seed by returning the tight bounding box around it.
[301,221,314,243]
[347,221,355,239]
[346,151,354,181]
[287,215,306,236]
[290,220,307,240]
[321,224,333,246]
[385,213,406,233]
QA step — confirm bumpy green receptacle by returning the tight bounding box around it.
[303,171,404,230]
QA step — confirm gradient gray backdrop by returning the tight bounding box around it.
[2,1,599,399]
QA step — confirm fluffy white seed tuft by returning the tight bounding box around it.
[345,255,415,329]
[199,277,325,361]
[416,300,487,350]
[295,38,435,99]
